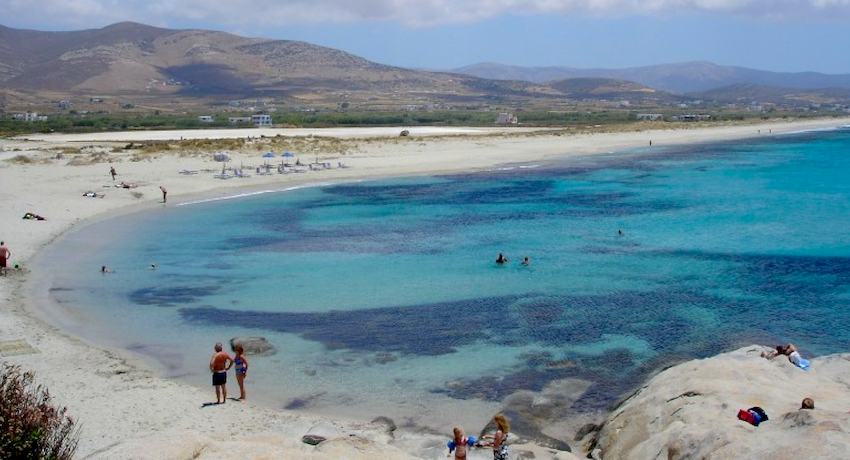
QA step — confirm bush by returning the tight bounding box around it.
[7,155,33,164]
[0,364,79,460]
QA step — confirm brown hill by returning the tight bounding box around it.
[690,84,850,106]
[0,21,571,108]
[545,78,665,100]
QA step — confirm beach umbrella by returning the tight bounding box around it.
[262,152,275,158]
[281,151,294,158]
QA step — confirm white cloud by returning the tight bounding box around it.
[4,0,850,30]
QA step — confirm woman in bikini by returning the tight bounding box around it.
[233,345,249,400]
[480,414,510,460]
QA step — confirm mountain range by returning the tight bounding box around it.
[450,62,850,94]
[2,22,850,112]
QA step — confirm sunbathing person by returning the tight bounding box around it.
[761,343,809,370]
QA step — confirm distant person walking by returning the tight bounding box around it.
[110,166,117,181]
[209,342,233,404]
[159,185,167,203]
[0,241,10,276]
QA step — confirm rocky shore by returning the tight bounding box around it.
[585,346,850,459]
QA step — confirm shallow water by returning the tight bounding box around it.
[38,127,850,432]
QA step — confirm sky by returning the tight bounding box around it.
[3,0,850,74]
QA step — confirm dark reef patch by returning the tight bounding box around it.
[129,285,221,307]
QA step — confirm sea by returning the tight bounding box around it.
[35,126,850,436]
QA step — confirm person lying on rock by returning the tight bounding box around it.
[761,343,809,370]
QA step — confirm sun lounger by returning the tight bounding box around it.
[179,169,199,175]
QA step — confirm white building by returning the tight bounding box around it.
[671,114,711,122]
[198,115,215,123]
[496,112,518,124]
[228,117,252,124]
[252,114,272,127]
[636,113,664,121]
[12,112,48,122]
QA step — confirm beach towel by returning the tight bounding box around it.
[789,351,809,370]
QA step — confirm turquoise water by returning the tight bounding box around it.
[39,127,850,430]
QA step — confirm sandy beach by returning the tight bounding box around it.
[2,117,849,459]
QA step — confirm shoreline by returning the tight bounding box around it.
[2,117,850,459]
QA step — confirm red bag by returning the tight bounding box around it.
[737,409,755,424]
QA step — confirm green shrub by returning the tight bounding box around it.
[0,364,79,460]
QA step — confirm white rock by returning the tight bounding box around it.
[592,346,850,459]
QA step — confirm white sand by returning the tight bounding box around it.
[1,118,848,459]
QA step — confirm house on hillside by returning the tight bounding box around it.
[228,117,252,124]
[198,115,215,123]
[252,114,272,127]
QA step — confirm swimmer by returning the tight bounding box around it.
[101,265,112,274]
[495,253,508,264]
[521,256,530,266]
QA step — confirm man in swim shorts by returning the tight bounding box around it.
[0,241,10,276]
[209,342,233,403]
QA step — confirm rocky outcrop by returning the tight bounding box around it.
[370,416,397,437]
[302,422,346,445]
[230,336,276,356]
[588,346,850,459]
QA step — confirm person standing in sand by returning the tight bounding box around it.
[210,342,233,403]
[110,166,117,181]
[233,345,249,401]
[159,185,167,203]
[0,242,10,276]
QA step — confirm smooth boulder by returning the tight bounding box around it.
[230,337,276,356]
